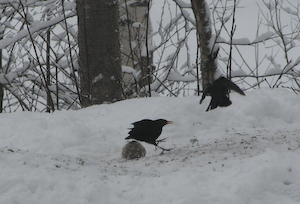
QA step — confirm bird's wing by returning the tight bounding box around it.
[132,119,152,126]
[127,125,148,140]
[217,77,245,95]
[227,80,245,95]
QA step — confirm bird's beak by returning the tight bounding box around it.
[167,121,173,124]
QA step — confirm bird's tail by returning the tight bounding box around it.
[227,81,245,96]
[219,97,232,107]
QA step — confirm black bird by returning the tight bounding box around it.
[200,77,245,112]
[125,119,173,152]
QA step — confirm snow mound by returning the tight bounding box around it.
[0,88,299,203]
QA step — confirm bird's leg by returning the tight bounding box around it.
[158,146,172,151]
[159,147,172,155]
[206,100,212,112]
[206,106,210,112]
[155,144,172,154]
[200,95,205,104]
[156,138,167,144]
[200,88,209,104]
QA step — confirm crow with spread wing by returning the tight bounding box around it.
[200,77,245,112]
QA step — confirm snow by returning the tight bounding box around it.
[0,88,299,203]
[265,67,282,76]
[0,63,30,84]
[174,0,191,8]
[0,11,76,49]
[182,9,195,25]
[216,37,252,45]
[92,73,103,84]
[132,22,144,28]
[51,32,66,41]
[232,38,251,45]
[167,70,196,82]
[131,41,137,49]
[282,7,298,16]
[231,69,247,77]
[122,65,137,76]
[253,31,274,43]
[141,43,147,57]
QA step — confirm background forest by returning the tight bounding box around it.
[0,0,299,112]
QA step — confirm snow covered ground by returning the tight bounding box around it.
[0,88,299,203]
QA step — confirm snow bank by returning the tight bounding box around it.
[0,88,299,203]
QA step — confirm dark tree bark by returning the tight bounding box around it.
[0,32,3,113]
[191,0,219,89]
[77,0,123,107]
[0,49,3,113]
[46,26,51,112]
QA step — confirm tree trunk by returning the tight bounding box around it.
[119,0,153,97]
[191,0,218,89]
[46,25,51,112]
[77,0,123,107]
[0,52,3,113]
[0,32,3,113]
